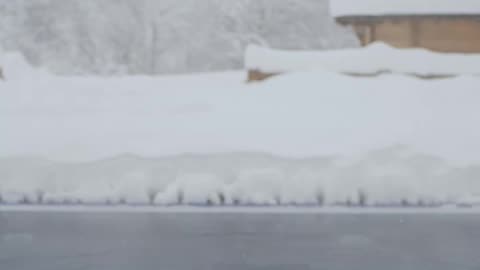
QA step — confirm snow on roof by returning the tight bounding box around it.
[245,42,480,77]
[330,0,480,17]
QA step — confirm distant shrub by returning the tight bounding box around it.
[177,189,184,205]
[217,192,225,205]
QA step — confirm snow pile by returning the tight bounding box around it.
[2,69,480,207]
[0,49,49,81]
[330,0,480,17]
[2,71,480,163]
[1,149,480,207]
[245,43,480,76]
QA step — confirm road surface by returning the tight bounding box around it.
[1,211,479,270]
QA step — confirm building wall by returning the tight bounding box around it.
[349,17,480,53]
[418,19,480,52]
[374,20,415,48]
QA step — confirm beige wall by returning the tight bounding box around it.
[418,19,480,52]
[352,17,480,53]
[374,20,415,48]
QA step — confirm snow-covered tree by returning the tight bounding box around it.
[0,0,359,75]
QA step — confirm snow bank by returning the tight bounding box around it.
[330,0,480,17]
[0,49,49,81]
[1,149,480,207]
[2,70,480,164]
[2,68,480,206]
[245,43,480,76]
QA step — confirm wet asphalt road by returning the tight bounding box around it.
[1,211,480,270]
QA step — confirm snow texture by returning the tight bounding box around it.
[245,42,480,76]
[1,151,480,207]
[0,48,49,80]
[330,0,480,17]
[1,52,480,207]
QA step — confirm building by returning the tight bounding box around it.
[331,0,480,53]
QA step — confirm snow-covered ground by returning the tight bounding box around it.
[246,43,480,76]
[1,50,480,207]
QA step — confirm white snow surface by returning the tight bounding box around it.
[0,49,49,80]
[245,42,480,76]
[330,0,480,17]
[2,54,480,206]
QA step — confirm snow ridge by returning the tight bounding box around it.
[245,42,480,76]
[1,150,480,208]
[2,48,480,209]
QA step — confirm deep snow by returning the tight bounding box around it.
[1,49,480,206]
[245,43,480,76]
